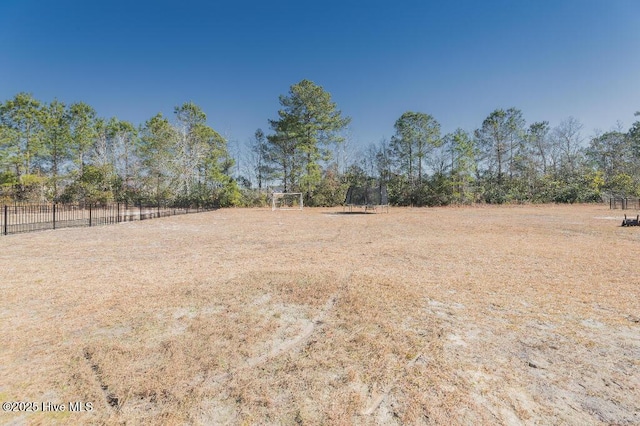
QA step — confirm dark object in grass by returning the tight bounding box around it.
[621,214,639,227]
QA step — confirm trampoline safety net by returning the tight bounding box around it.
[344,185,388,206]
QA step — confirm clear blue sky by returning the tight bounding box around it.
[1,0,639,153]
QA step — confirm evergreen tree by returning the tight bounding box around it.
[68,102,97,175]
[267,80,350,203]
[40,100,71,201]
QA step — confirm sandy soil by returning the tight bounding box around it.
[0,204,638,425]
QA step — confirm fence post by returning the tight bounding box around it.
[117,203,120,223]
[53,204,56,230]
[3,205,7,235]
[89,204,92,227]
[139,203,143,220]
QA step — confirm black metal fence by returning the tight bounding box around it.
[1,203,215,236]
[610,198,640,210]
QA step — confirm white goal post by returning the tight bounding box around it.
[271,192,304,211]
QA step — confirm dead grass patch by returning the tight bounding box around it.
[1,204,638,424]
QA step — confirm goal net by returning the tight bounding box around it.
[271,192,303,211]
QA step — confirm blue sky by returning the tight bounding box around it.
[1,0,639,154]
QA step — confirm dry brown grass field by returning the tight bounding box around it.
[1,204,639,425]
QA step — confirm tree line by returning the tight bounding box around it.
[2,80,639,207]
[242,80,640,206]
[0,94,239,206]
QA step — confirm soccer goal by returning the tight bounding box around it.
[271,192,304,211]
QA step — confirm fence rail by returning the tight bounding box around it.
[610,198,640,210]
[1,203,214,236]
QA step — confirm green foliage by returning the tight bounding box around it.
[0,93,44,177]
[138,113,175,201]
[608,173,637,196]
[387,174,412,206]
[419,173,451,206]
[249,129,275,190]
[60,165,115,205]
[629,112,640,159]
[443,128,477,204]
[239,188,270,207]
[0,172,47,202]
[391,111,441,183]
[266,80,350,197]
[40,100,72,200]
[344,164,368,187]
[216,179,243,207]
[0,170,17,186]
[587,130,637,196]
[528,173,600,204]
[0,94,238,207]
[1,91,638,208]
[479,176,508,204]
[69,102,97,172]
[307,165,348,206]
[475,108,525,183]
